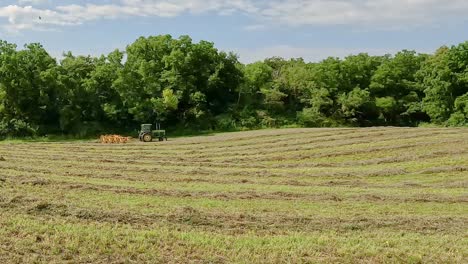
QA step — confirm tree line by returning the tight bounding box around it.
[0,35,467,137]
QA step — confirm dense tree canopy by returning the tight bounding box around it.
[0,35,467,137]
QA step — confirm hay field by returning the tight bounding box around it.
[0,127,467,263]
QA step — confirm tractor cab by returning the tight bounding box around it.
[139,123,167,142]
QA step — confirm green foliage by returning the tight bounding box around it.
[418,43,468,125]
[162,89,179,110]
[214,114,236,131]
[0,119,37,138]
[338,88,371,123]
[261,88,287,112]
[418,47,454,123]
[0,42,61,133]
[0,37,467,138]
[370,50,428,125]
[298,108,329,127]
[112,35,241,128]
[447,93,468,126]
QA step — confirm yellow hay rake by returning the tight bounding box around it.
[100,135,131,144]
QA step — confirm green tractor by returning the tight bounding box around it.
[139,123,167,142]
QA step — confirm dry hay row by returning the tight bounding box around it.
[2,180,463,217]
[1,142,466,173]
[1,138,467,178]
[0,152,468,187]
[0,162,401,184]
[4,166,462,196]
[4,169,467,205]
[1,157,466,186]
[191,135,468,158]
[10,170,466,195]
[311,147,468,167]
[50,128,468,154]
[154,127,461,147]
[257,149,468,169]
[3,147,462,175]
[186,137,467,163]
[2,193,466,235]
[164,130,378,152]
[160,127,406,151]
[4,178,465,212]
[4,182,466,221]
[0,167,305,191]
[2,133,463,163]
[186,127,465,151]
[1,129,464,162]
[6,176,466,204]
[8,166,464,191]
[159,128,361,146]
[0,127,382,153]
[213,138,468,163]
[167,128,458,156]
[0,127,350,150]
[0,128,436,150]
[1,126,455,153]
[2,128,460,159]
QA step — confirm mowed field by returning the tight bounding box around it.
[0,127,467,263]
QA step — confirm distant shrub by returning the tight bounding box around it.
[0,119,38,138]
[236,109,259,129]
[214,114,236,131]
[298,108,327,127]
[447,112,467,126]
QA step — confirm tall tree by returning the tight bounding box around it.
[370,50,428,125]
[0,42,60,135]
[419,42,468,125]
[114,35,242,128]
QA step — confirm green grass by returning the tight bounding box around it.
[0,127,467,263]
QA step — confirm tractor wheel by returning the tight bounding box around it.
[142,133,153,142]
[158,137,164,142]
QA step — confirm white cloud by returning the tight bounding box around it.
[1,0,468,32]
[257,0,468,29]
[0,0,257,32]
[18,0,49,4]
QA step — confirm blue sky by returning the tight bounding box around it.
[0,0,467,63]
